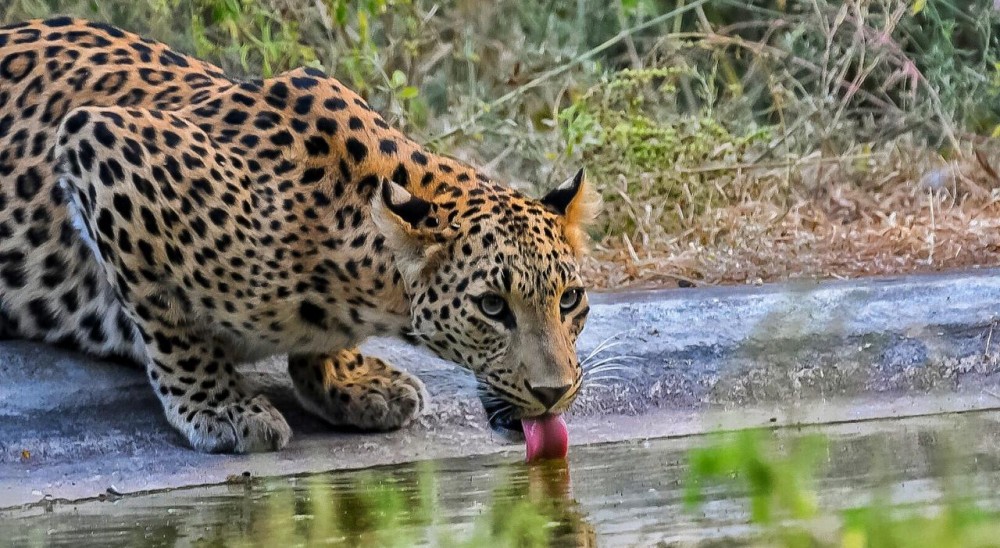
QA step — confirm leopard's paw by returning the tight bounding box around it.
[175,395,292,453]
[341,366,429,431]
[297,357,429,431]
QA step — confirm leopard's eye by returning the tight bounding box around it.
[478,293,508,318]
[559,288,584,312]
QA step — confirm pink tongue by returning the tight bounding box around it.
[521,414,569,462]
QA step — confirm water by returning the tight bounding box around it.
[3,410,1000,547]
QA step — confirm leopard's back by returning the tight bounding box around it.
[0,17,232,361]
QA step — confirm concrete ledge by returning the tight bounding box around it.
[3,269,1000,508]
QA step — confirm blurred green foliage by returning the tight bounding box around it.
[684,428,827,524]
[685,427,1000,548]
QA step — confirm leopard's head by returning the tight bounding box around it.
[372,169,600,433]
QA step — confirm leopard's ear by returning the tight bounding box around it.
[540,168,601,255]
[371,178,443,282]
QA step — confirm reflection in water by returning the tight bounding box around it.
[185,458,595,546]
[5,411,1000,547]
[3,456,596,547]
[486,461,596,547]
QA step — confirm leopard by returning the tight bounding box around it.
[0,17,600,453]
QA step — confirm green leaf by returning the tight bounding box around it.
[391,70,407,88]
[911,0,926,15]
[399,86,419,99]
[334,0,348,25]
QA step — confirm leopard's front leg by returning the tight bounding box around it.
[141,320,292,453]
[288,349,429,431]
[54,105,293,453]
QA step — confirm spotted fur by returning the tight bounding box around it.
[0,17,599,453]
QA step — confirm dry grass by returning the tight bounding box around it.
[568,0,1000,290]
[583,141,1000,289]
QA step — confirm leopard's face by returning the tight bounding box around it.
[411,211,591,419]
[372,170,599,429]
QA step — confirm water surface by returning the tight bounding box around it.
[4,410,1000,547]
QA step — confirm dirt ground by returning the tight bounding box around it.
[584,145,1000,290]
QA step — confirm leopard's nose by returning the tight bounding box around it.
[526,382,571,410]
